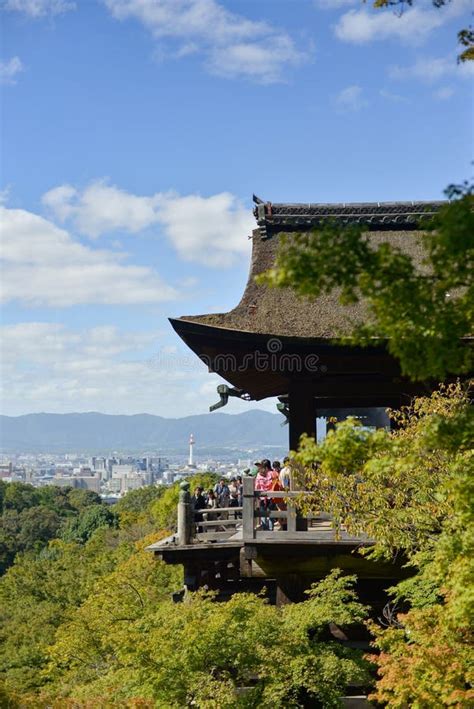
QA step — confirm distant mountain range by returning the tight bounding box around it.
[0,411,288,454]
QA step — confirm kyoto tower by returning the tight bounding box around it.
[188,433,195,467]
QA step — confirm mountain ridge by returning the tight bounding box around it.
[0,410,287,453]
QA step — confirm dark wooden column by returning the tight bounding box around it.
[275,574,307,606]
[288,380,316,451]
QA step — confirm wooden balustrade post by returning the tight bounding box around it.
[286,500,297,533]
[242,476,256,541]
[177,481,192,545]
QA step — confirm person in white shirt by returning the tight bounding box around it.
[279,456,291,490]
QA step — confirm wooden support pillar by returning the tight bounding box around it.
[276,574,307,606]
[288,381,314,531]
[177,481,193,546]
[183,561,201,592]
[288,380,316,452]
[242,476,256,541]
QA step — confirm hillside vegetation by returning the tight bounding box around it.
[0,474,370,707]
[1,385,472,707]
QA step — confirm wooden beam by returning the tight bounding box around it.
[242,552,410,580]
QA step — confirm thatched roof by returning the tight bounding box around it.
[174,199,444,340]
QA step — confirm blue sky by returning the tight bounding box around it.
[1,0,472,417]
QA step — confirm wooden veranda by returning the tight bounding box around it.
[148,477,410,605]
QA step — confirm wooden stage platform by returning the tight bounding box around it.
[147,478,410,602]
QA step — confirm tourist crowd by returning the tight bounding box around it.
[192,458,291,530]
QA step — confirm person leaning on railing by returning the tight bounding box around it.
[279,456,291,490]
[203,489,218,521]
[270,465,287,530]
[255,460,275,530]
[236,475,243,506]
[229,477,239,507]
[192,486,207,532]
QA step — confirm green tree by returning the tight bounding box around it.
[0,480,6,514]
[289,384,473,706]
[0,534,122,694]
[295,384,472,557]
[16,507,62,553]
[66,487,102,511]
[0,506,62,574]
[37,485,74,514]
[114,485,165,518]
[259,184,473,381]
[368,443,474,707]
[46,569,369,708]
[3,483,41,514]
[61,505,118,544]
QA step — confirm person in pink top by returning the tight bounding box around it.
[255,460,273,491]
[255,460,274,530]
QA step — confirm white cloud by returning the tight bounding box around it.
[433,86,455,100]
[42,181,161,237]
[335,0,469,45]
[42,181,254,267]
[335,84,368,112]
[4,0,75,16]
[0,206,177,306]
[0,56,24,85]
[158,191,253,267]
[208,36,302,84]
[103,0,305,83]
[104,0,268,42]
[0,321,236,416]
[389,55,474,83]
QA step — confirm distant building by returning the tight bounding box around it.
[120,473,144,493]
[188,434,195,467]
[52,475,100,493]
[112,464,136,478]
[0,462,13,478]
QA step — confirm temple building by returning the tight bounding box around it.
[170,198,443,447]
[149,197,445,609]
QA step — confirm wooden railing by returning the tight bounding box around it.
[177,477,328,545]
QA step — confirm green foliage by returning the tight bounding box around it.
[458,27,474,62]
[0,481,5,514]
[114,485,165,517]
[3,482,41,513]
[0,536,122,694]
[61,504,118,544]
[0,506,62,574]
[259,185,473,381]
[150,483,179,531]
[0,483,181,699]
[290,384,474,706]
[295,384,472,559]
[369,459,474,708]
[45,569,369,708]
[0,482,110,575]
[66,488,102,511]
[0,472,373,708]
